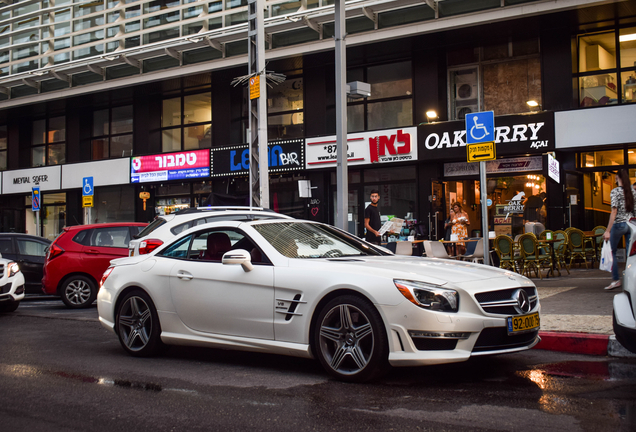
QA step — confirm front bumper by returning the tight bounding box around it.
[383,303,540,367]
[0,273,26,303]
[613,292,636,354]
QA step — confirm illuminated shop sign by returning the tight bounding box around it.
[131,149,210,183]
[418,112,554,160]
[305,127,417,169]
[210,139,304,177]
[444,156,543,177]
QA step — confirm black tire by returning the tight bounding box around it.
[115,290,164,357]
[60,275,97,309]
[0,300,19,313]
[313,295,389,382]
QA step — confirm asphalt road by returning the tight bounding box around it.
[1,298,635,432]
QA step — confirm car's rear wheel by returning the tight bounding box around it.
[0,300,20,313]
[313,295,389,382]
[61,275,97,309]
[116,290,163,357]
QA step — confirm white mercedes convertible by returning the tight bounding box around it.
[97,219,541,382]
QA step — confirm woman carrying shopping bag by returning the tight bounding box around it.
[603,169,635,290]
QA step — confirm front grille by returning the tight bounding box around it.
[412,338,458,351]
[0,264,4,277]
[474,287,538,315]
[472,328,539,352]
[0,284,9,294]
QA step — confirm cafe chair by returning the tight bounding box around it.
[459,238,484,263]
[553,230,570,275]
[493,235,520,273]
[395,241,413,256]
[567,228,593,268]
[517,233,552,279]
[423,240,458,259]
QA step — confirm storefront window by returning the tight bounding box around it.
[346,61,412,131]
[93,186,135,223]
[629,148,636,165]
[92,105,133,160]
[31,116,66,167]
[161,92,212,151]
[579,149,624,167]
[574,27,636,107]
[268,77,304,140]
[0,125,7,171]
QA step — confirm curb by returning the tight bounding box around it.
[534,331,610,356]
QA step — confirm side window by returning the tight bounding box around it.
[130,226,144,237]
[192,229,267,263]
[0,238,13,254]
[72,230,90,245]
[171,221,194,235]
[92,227,130,248]
[17,240,48,256]
[159,235,192,259]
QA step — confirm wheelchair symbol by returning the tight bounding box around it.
[470,116,490,141]
[83,179,92,195]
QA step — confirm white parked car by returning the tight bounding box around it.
[0,253,26,313]
[128,206,293,256]
[98,219,541,382]
[612,219,636,354]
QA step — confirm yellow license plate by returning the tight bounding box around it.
[507,312,540,335]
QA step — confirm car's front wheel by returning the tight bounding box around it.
[313,295,389,382]
[116,290,163,357]
[60,275,97,309]
[0,300,19,313]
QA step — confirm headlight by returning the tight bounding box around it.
[8,262,20,278]
[394,279,459,312]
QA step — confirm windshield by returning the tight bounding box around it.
[135,218,167,239]
[253,222,385,258]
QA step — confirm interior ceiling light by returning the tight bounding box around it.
[619,33,636,42]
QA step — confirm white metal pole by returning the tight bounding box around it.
[335,0,348,230]
[480,161,489,265]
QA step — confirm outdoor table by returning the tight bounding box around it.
[537,238,560,277]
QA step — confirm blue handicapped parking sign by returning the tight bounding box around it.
[465,111,494,144]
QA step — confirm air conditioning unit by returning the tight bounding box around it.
[455,68,478,101]
[455,105,478,120]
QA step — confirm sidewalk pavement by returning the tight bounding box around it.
[528,265,636,358]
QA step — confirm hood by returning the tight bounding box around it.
[311,255,528,287]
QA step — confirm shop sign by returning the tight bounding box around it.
[548,154,560,183]
[305,127,417,169]
[131,149,210,183]
[419,112,554,160]
[444,156,542,177]
[62,158,131,189]
[2,165,61,194]
[210,139,304,177]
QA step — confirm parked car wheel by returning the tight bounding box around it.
[314,295,388,382]
[0,300,20,313]
[61,275,97,309]
[116,290,163,357]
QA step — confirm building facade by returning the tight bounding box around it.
[0,0,635,241]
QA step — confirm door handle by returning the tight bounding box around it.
[85,249,100,254]
[177,271,193,280]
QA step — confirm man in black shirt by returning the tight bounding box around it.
[364,190,382,244]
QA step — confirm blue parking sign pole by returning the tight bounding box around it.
[32,187,40,237]
[83,177,93,225]
[465,112,495,266]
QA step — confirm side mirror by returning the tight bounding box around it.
[222,249,253,272]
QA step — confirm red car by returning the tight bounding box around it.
[42,222,147,308]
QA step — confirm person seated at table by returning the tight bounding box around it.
[451,202,470,255]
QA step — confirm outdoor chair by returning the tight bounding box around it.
[395,241,413,256]
[592,225,606,262]
[567,228,593,268]
[493,235,520,272]
[423,240,458,259]
[517,233,552,279]
[553,230,570,275]
[459,238,484,263]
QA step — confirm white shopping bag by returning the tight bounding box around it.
[600,240,613,272]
